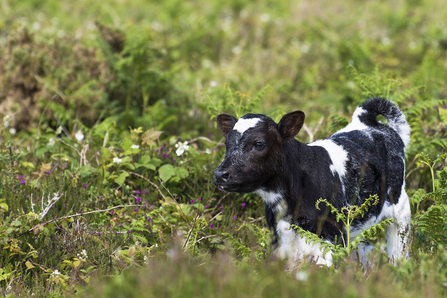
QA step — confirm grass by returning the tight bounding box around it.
[1,0,447,296]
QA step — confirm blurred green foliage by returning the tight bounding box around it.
[1,0,447,296]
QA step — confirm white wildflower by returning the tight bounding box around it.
[300,44,309,53]
[75,130,84,141]
[51,270,61,278]
[3,115,10,127]
[48,138,55,146]
[131,144,140,149]
[9,128,16,134]
[295,270,308,281]
[205,148,212,154]
[56,126,63,135]
[175,141,190,156]
[260,13,270,22]
[113,157,122,163]
[33,22,41,31]
[77,249,88,260]
[209,81,217,88]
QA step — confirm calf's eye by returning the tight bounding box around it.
[254,142,265,151]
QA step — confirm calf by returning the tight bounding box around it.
[214,98,411,266]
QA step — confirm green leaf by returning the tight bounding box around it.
[101,147,111,159]
[0,203,8,212]
[114,172,129,185]
[78,164,97,178]
[159,164,175,182]
[25,261,35,270]
[36,147,48,158]
[150,158,162,168]
[135,163,156,171]
[122,138,133,151]
[138,155,151,164]
[175,167,189,179]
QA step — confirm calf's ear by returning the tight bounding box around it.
[277,111,305,140]
[217,114,238,138]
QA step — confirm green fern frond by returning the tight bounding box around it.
[389,85,425,104]
[291,224,335,255]
[406,99,447,117]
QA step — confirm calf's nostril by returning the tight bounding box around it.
[222,172,229,179]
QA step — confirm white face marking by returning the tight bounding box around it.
[275,220,333,266]
[309,139,348,179]
[233,118,261,135]
[255,189,282,205]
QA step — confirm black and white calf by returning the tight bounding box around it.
[214,98,411,266]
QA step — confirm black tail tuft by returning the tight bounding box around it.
[358,98,411,147]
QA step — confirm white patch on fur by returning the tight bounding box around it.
[349,183,411,262]
[233,118,261,135]
[334,107,370,136]
[255,189,282,205]
[309,140,348,179]
[388,113,411,148]
[275,220,333,266]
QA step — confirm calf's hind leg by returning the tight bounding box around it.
[385,188,411,262]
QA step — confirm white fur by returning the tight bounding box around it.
[234,118,261,135]
[309,140,348,179]
[334,107,371,136]
[349,183,411,261]
[275,220,333,266]
[389,113,411,148]
[255,189,282,205]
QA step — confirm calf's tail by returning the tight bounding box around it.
[357,97,411,148]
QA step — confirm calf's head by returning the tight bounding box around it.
[214,111,305,193]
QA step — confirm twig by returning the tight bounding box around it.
[182,214,199,250]
[20,204,142,237]
[125,171,192,229]
[124,171,167,201]
[58,139,81,157]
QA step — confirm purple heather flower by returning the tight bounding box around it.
[83,184,87,188]
[218,187,222,191]
[233,216,237,220]
[198,197,202,201]
[26,195,29,198]
[115,231,118,235]
[219,206,223,210]
[20,180,26,184]
[110,210,114,215]
[136,190,141,194]
[136,197,141,202]
[242,203,246,208]
[147,217,151,221]
[173,159,176,162]
[156,149,159,152]
[210,224,214,228]
[134,207,138,212]
[97,232,102,236]
[107,225,111,229]
[191,199,195,203]
[127,230,131,234]
[204,205,208,209]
